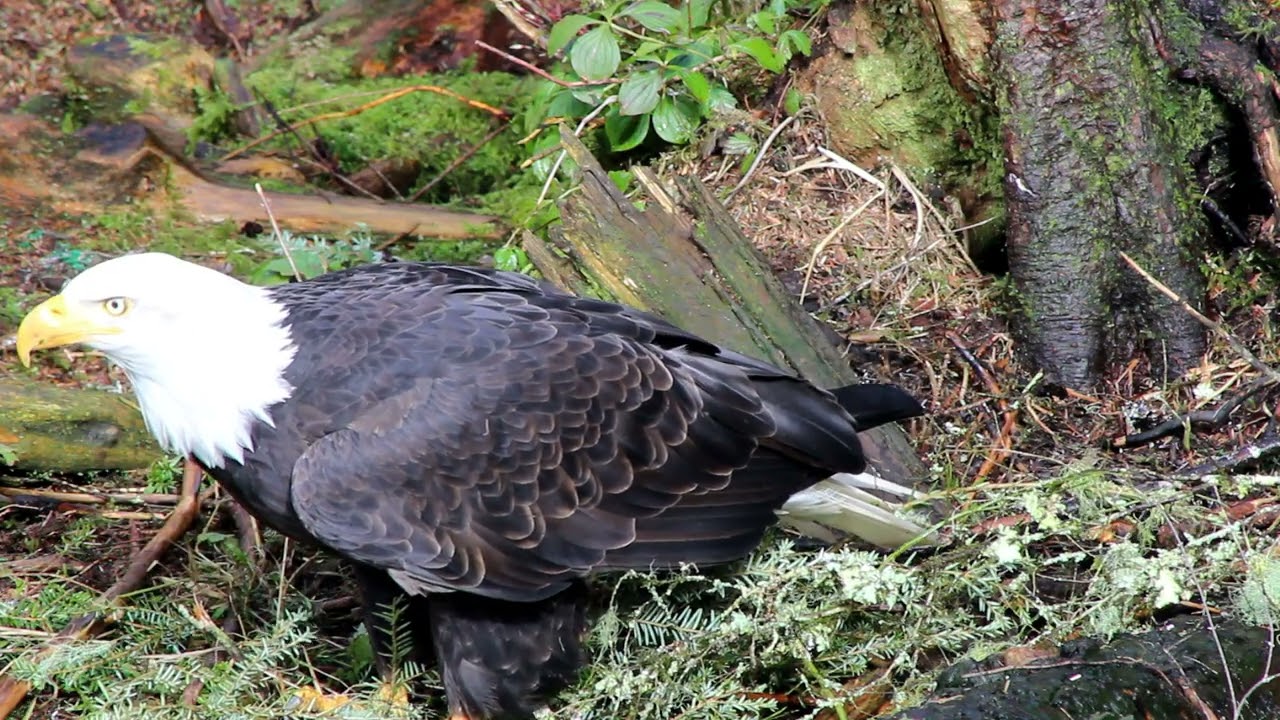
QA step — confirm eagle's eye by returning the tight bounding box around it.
[102,297,130,316]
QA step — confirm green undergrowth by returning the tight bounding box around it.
[207,63,548,218]
[3,453,1278,719]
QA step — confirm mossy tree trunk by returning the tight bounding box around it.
[993,0,1208,389]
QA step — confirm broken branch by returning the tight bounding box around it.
[0,460,205,719]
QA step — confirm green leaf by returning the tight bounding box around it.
[493,246,530,272]
[605,111,651,151]
[618,70,663,115]
[668,39,718,68]
[608,169,635,193]
[688,0,713,28]
[784,87,803,115]
[570,25,621,81]
[722,132,756,155]
[706,85,738,112]
[632,39,667,60]
[729,37,784,72]
[651,95,699,144]
[546,88,593,118]
[618,1,684,33]
[678,69,711,108]
[547,14,597,56]
[781,29,813,57]
[751,10,776,34]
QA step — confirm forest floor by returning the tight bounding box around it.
[2,1,1280,719]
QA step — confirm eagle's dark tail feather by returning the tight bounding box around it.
[828,382,926,431]
[427,581,590,720]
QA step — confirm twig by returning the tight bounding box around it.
[799,191,884,302]
[1109,376,1275,449]
[1119,252,1280,384]
[947,332,1018,483]
[255,94,380,201]
[723,114,796,202]
[406,118,513,203]
[0,460,205,719]
[223,85,509,161]
[255,184,301,282]
[0,486,189,507]
[475,40,614,88]
[1176,427,1280,477]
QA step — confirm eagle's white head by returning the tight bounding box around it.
[16,252,298,468]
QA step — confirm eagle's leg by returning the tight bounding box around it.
[426,581,591,720]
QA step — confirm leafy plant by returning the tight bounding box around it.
[250,230,382,285]
[531,0,820,157]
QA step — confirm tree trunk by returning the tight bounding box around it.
[993,0,1208,389]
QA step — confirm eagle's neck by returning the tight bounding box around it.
[119,286,299,469]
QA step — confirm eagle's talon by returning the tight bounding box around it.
[286,681,410,716]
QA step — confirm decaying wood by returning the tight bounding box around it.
[524,128,928,490]
[887,614,1280,719]
[0,376,161,473]
[0,460,205,720]
[0,113,502,241]
[993,0,1207,389]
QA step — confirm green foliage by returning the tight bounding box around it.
[236,68,542,205]
[529,0,823,161]
[248,230,382,285]
[145,455,185,493]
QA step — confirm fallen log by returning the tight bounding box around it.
[887,613,1280,719]
[0,376,161,473]
[0,113,502,241]
[524,128,928,492]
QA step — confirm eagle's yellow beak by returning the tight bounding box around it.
[16,295,117,367]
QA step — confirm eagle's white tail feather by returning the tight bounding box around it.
[777,472,938,550]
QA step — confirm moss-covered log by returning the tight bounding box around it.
[523,128,927,488]
[993,0,1209,388]
[889,614,1280,719]
[0,377,161,473]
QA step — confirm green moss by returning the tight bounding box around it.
[223,65,544,205]
[828,1,1003,198]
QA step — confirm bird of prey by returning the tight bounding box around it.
[16,252,931,719]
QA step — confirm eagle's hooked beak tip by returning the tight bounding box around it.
[16,295,74,368]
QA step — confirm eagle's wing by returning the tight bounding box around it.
[287,284,857,603]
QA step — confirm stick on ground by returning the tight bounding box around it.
[0,460,205,719]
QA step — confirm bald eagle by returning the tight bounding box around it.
[16,252,931,719]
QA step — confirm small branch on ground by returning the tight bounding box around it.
[255,94,381,201]
[406,118,513,202]
[0,486,206,510]
[946,332,1017,483]
[1176,427,1280,477]
[0,460,205,720]
[1119,252,1280,384]
[476,40,615,87]
[1108,376,1275,450]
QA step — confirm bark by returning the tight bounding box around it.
[994,0,1207,389]
[888,614,1280,719]
[0,377,161,473]
[523,128,929,491]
